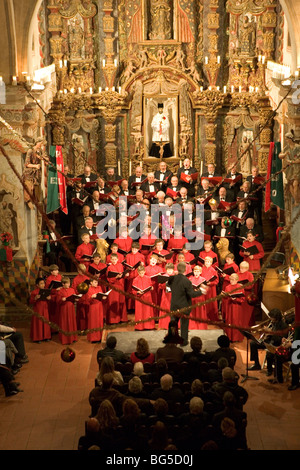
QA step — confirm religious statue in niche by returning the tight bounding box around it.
[149,103,172,158]
[68,16,85,59]
[239,132,253,175]
[72,133,86,176]
[0,193,19,248]
[239,15,257,57]
[22,137,48,210]
[279,131,300,206]
[149,0,173,40]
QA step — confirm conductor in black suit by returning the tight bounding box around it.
[167,262,203,346]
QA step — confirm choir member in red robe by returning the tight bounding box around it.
[29,277,52,342]
[188,265,209,330]
[106,254,128,324]
[238,261,255,327]
[72,264,90,330]
[45,264,62,329]
[124,242,145,310]
[167,228,188,253]
[83,279,108,343]
[174,244,195,266]
[223,273,246,342]
[113,227,133,256]
[239,231,264,272]
[88,252,107,280]
[145,254,164,312]
[174,252,193,276]
[198,240,219,267]
[139,225,157,256]
[132,265,155,331]
[106,243,125,265]
[75,233,95,268]
[158,263,174,329]
[148,238,171,268]
[221,253,239,291]
[201,256,219,322]
[56,276,78,345]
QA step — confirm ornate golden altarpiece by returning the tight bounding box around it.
[46,0,282,177]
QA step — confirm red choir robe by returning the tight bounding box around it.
[198,249,219,267]
[239,240,264,272]
[139,234,157,256]
[188,275,209,330]
[88,261,107,277]
[56,287,78,345]
[175,251,195,265]
[106,263,128,324]
[124,251,145,309]
[158,282,172,329]
[147,248,171,267]
[29,288,52,342]
[72,273,90,330]
[75,242,95,268]
[223,283,246,342]
[113,236,133,255]
[83,285,105,342]
[106,252,124,265]
[132,274,155,331]
[201,265,219,322]
[222,262,240,291]
[238,270,255,326]
[45,273,62,327]
[167,235,188,253]
[145,264,164,311]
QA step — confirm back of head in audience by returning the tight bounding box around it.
[133,361,144,377]
[217,335,230,348]
[106,336,117,349]
[190,336,203,353]
[128,376,143,394]
[160,374,173,391]
[189,397,204,415]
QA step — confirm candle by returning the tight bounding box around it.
[90,87,93,94]
[258,55,262,62]
[209,86,212,90]
[200,86,203,92]
[59,60,63,68]
[118,160,121,175]
[12,76,17,86]
[231,85,234,93]
[105,87,109,91]
[78,87,82,93]
[217,56,220,64]
[118,86,122,93]
[112,86,115,91]
[216,86,220,91]
[114,59,118,67]
[262,56,265,65]
[129,160,132,176]
[255,87,259,93]
[64,89,67,94]
[103,59,106,67]
[70,88,74,93]
[0,76,2,83]
[239,85,242,93]
[223,86,227,93]
[295,70,299,78]
[98,86,102,93]
[205,57,208,64]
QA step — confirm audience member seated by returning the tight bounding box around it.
[149,358,172,383]
[95,356,124,387]
[155,336,184,364]
[207,357,229,384]
[129,362,151,384]
[97,336,129,366]
[94,400,120,451]
[150,374,185,411]
[118,399,148,450]
[126,376,147,399]
[89,372,127,417]
[176,397,210,450]
[211,367,248,410]
[208,334,237,368]
[211,391,248,450]
[147,398,176,427]
[130,338,155,364]
[78,417,102,451]
[148,421,174,451]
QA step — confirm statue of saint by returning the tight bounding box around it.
[149,103,172,158]
[239,15,256,56]
[69,18,85,59]
[149,0,172,40]
[239,135,252,175]
[22,137,47,209]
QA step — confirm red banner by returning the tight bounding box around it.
[56,146,68,215]
[264,142,274,213]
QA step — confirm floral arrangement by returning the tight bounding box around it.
[1,232,13,244]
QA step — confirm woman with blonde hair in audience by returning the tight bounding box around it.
[130,337,155,364]
[95,356,124,387]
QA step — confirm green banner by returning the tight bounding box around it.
[46,145,60,214]
[270,141,284,210]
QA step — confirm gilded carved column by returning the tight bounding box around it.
[204,0,221,88]
[257,95,274,173]
[193,88,226,165]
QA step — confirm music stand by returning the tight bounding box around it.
[240,330,260,383]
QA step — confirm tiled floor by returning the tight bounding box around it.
[1,318,300,451]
